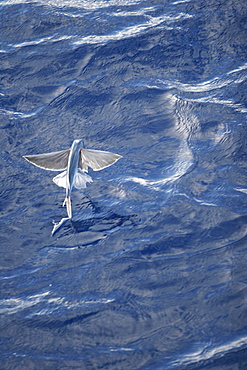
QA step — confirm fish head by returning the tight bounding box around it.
[79,139,84,148]
[72,139,84,149]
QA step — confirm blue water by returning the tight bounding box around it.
[1,0,247,368]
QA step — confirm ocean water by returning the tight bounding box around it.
[0,0,247,368]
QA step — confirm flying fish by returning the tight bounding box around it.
[23,139,122,219]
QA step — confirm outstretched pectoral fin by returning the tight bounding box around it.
[53,171,67,188]
[23,149,70,171]
[79,149,122,171]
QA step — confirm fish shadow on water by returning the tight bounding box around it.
[52,205,138,237]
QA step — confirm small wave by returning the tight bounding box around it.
[235,187,247,195]
[0,106,44,119]
[125,150,193,189]
[121,93,195,190]
[184,96,247,113]
[0,291,50,315]
[46,0,142,10]
[0,289,115,316]
[73,12,192,46]
[2,34,74,52]
[2,0,144,10]
[124,62,247,117]
[112,6,158,18]
[171,336,247,368]
[227,61,247,76]
[0,266,44,281]
[126,61,247,93]
[1,7,193,51]
[109,346,134,352]
[9,34,56,49]
[172,0,191,4]
[132,62,247,94]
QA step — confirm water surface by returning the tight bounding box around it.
[1,0,247,368]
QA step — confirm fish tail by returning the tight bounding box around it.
[63,196,72,218]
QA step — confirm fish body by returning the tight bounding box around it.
[67,139,82,195]
[24,139,122,219]
[64,139,83,218]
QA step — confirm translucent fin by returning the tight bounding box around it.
[74,169,93,189]
[53,171,67,188]
[79,149,122,171]
[64,196,72,218]
[52,217,70,236]
[23,149,70,171]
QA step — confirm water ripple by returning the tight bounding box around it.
[0,106,44,119]
[124,93,195,189]
[0,290,115,316]
[73,12,192,46]
[171,336,247,368]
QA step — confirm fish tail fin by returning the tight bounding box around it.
[63,196,72,219]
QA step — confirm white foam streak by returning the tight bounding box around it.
[3,10,193,50]
[112,6,157,17]
[0,292,50,315]
[172,337,247,367]
[2,0,142,9]
[227,61,247,75]
[158,75,238,93]
[73,13,192,46]
[110,347,134,352]
[235,188,247,195]
[10,35,55,48]
[192,197,217,207]
[173,0,191,4]
[0,290,115,315]
[6,34,74,51]
[137,62,247,113]
[185,96,247,113]
[0,106,44,119]
[150,62,247,94]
